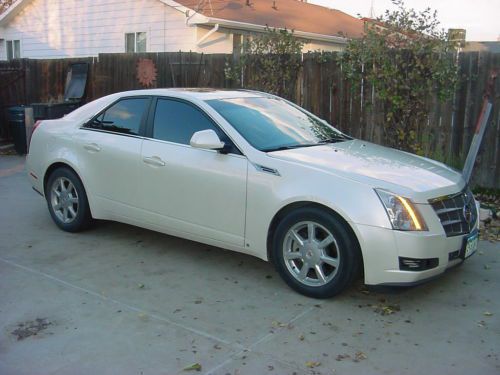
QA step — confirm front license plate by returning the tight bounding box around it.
[463,231,479,259]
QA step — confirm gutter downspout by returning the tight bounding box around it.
[196,24,219,47]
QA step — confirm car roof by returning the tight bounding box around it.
[114,88,268,101]
[63,88,271,123]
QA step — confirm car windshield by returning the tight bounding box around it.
[206,97,350,152]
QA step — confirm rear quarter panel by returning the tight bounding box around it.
[27,119,96,213]
[27,94,118,209]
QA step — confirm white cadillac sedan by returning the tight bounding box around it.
[27,89,479,298]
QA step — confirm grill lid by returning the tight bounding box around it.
[63,63,89,102]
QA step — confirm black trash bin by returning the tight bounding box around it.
[31,62,89,121]
[7,106,30,154]
[32,101,80,121]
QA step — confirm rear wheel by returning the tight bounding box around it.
[272,207,361,298]
[46,167,92,232]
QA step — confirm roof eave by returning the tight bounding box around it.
[0,0,31,26]
[158,0,195,16]
[189,16,349,44]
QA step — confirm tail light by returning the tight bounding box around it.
[32,120,43,134]
[28,120,43,152]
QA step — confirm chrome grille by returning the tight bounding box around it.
[429,188,477,237]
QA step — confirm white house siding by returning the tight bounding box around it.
[0,0,198,59]
[0,0,348,59]
[303,40,344,53]
[193,27,346,55]
[195,26,233,54]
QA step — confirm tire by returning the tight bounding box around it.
[272,206,361,299]
[45,167,93,232]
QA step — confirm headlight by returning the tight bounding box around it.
[375,189,427,231]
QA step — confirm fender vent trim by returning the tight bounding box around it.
[253,163,281,176]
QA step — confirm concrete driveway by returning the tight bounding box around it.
[0,154,499,375]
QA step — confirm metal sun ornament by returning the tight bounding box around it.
[136,58,158,88]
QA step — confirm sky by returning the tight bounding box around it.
[310,0,499,41]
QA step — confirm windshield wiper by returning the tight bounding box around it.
[318,134,352,144]
[261,143,319,152]
[262,134,352,152]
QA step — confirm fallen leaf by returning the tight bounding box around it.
[272,321,288,328]
[305,361,321,368]
[182,363,202,372]
[373,303,401,316]
[354,351,367,361]
[336,354,350,361]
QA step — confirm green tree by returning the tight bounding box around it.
[341,0,458,153]
[225,27,303,99]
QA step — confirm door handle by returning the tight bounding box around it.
[84,143,101,152]
[143,156,166,167]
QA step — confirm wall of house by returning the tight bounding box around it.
[303,40,344,53]
[0,0,347,59]
[193,27,346,54]
[0,0,199,59]
[195,26,233,54]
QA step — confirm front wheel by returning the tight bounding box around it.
[46,167,93,232]
[272,207,361,298]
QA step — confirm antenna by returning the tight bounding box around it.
[369,0,375,18]
[196,0,214,15]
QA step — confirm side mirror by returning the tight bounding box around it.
[190,129,225,151]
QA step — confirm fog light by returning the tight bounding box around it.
[399,257,438,271]
[448,250,461,261]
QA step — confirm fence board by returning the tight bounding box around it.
[0,51,498,188]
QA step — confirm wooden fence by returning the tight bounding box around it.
[0,51,498,188]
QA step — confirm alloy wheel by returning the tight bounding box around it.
[50,177,79,224]
[282,221,341,287]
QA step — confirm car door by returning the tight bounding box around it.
[74,96,151,218]
[139,97,248,246]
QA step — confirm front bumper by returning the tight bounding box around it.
[356,201,480,286]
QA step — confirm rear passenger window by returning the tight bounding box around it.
[87,98,149,135]
[153,99,222,145]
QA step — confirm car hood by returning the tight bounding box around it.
[268,140,465,203]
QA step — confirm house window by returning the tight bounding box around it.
[6,40,21,60]
[125,32,146,53]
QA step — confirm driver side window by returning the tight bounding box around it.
[152,98,240,154]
